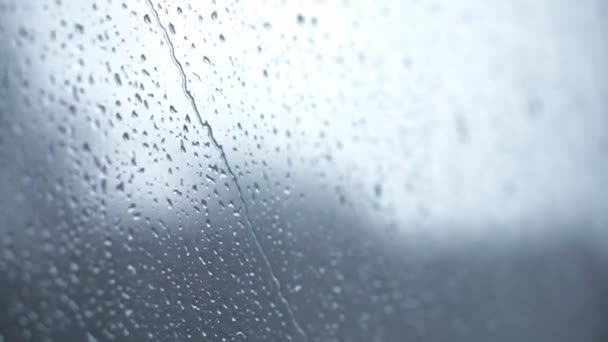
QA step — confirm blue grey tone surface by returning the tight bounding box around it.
[1,0,607,341]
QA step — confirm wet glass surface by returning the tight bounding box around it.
[1,0,607,341]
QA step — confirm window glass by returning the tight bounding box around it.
[1,1,607,341]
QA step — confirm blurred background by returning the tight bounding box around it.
[1,0,607,341]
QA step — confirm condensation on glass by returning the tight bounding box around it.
[1,0,607,341]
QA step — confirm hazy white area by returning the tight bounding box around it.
[3,0,607,238]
